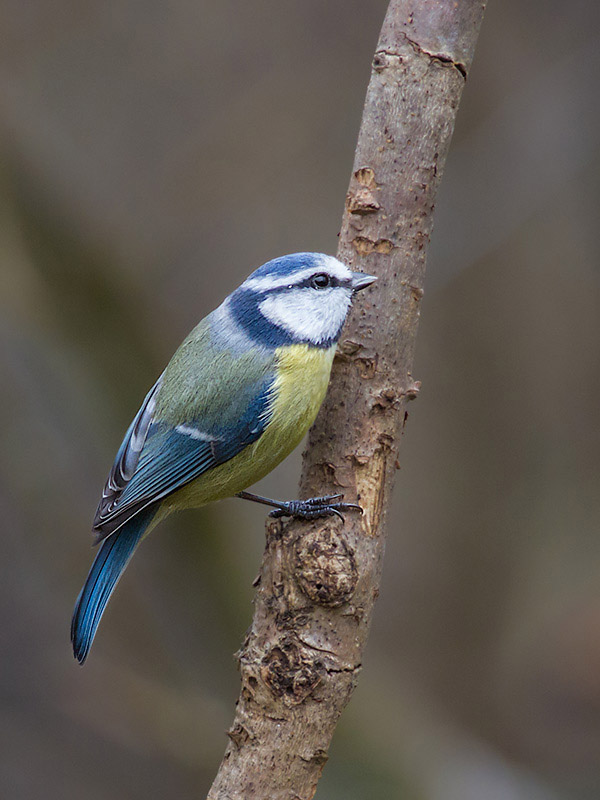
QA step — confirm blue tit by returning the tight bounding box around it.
[71,252,376,664]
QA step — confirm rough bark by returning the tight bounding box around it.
[207,2,486,798]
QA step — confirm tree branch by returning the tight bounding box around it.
[208,2,486,797]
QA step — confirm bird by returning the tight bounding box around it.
[71,252,376,664]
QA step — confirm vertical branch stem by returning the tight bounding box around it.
[208,2,486,798]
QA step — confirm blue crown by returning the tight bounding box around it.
[249,252,325,281]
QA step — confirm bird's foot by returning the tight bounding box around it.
[268,494,362,522]
[236,490,362,521]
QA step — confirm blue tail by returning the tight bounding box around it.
[71,505,157,664]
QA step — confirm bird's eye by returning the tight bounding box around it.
[310,273,331,289]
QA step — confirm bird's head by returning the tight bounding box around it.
[226,253,376,348]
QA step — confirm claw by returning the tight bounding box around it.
[340,503,363,514]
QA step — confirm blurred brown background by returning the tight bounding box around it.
[1,1,600,798]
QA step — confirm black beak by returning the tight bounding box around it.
[351,271,377,292]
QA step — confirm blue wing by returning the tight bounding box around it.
[92,372,274,542]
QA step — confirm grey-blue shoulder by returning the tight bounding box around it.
[208,299,271,356]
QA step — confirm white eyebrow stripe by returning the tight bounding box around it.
[242,269,315,292]
[175,424,217,441]
[243,257,351,292]
[243,268,317,291]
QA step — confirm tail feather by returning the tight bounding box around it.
[71,505,157,664]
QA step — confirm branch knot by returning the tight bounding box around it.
[294,528,358,607]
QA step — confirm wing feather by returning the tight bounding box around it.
[92,369,275,542]
[94,375,163,527]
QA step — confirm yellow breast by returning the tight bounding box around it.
[163,343,337,512]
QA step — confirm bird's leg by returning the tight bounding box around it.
[235,490,362,521]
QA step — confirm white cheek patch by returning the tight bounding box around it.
[259,286,352,344]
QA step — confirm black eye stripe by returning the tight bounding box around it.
[263,274,352,293]
[301,274,341,289]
